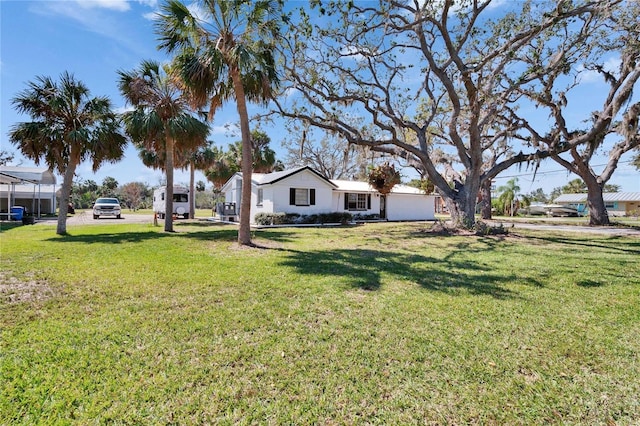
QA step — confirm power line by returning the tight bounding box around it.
[492,160,636,180]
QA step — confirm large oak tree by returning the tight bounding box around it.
[515,1,640,225]
[275,0,631,228]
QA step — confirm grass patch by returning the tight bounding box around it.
[1,222,639,424]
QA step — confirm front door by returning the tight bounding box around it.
[380,195,386,219]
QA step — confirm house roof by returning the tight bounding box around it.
[224,167,338,190]
[255,166,338,187]
[0,166,57,185]
[331,179,425,195]
[554,192,640,203]
[0,183,57,195]
[221,166,429,195]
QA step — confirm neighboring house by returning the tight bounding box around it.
[219,166,436,223]
[0,166,57,218]
[553,192,640,217]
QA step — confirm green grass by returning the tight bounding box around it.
[1,222,639,424]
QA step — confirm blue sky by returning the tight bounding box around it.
[1,0,638,195]
[1,0,269,188]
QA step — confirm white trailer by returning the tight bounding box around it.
[153,186,190,219]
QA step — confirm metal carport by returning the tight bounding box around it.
[0,166,57,219]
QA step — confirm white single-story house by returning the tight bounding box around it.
[553,192,640,217]
[219,166,436,223]
[0,166,57,218]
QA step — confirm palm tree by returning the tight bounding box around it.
[205,146,237,191]
[497,178,523,217]
[118,60,209,232]
[226,130,283,173]
[137,141,217,218]
[250,130,284,173]
[9,72,127,235]
[156,0,282,245]
[562,178,587,194]
[183,144,217,218]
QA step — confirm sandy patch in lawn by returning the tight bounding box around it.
[0,271,54,304]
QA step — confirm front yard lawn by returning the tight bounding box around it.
[1,222,638,424]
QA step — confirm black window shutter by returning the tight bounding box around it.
[310,189,316,205]
[367,194,371,209]
[344,193,349,209]
[290,188,295,205]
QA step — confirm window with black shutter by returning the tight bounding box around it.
[345,193,369,211]
[290,188,313,206]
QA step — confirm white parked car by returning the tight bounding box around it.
[92,197,122,219]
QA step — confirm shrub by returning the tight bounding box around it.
[254,212,352,225]
[353,213,381,221]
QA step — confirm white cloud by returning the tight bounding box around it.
[115,105,135,114]
[136,0,159,7]
[413,0,507,14]
[578,57,621,84]
[340,45,368,62]
[186,3,208,22]
[143,10,159,21]
[210,122,238,136]
[486,0,508,10]
[31,0,156,56]
[77,0,130,12]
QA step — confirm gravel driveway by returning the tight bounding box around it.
[35,211,156,226]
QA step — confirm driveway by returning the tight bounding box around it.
[35,211,156,226]
[486,220,640,237]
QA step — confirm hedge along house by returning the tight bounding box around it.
[0,166,57,219]
[219,166,436,224]
[553,192,640,217]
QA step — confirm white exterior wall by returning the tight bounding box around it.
[386,194,435,221]
[242,169,335,223]
[251,185,274,220]
[332,191,381,216]
[271,172,334,216]
[226,177,242,208]
[222,169,437,223]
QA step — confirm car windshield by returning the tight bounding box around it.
[96,198,119,204]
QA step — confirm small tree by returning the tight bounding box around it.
[496,178,525,217]
[118,182,150,211]
[0,150,14,166]
[100,176,119,196]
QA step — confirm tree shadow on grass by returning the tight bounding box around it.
[45,225,238,245]
[576,280,604,288]
[0,222,25,233]
[279,248,540,299]
[44,224,299,246]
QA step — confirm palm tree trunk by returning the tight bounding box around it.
[189,160,196,219]
[231,66,253,246]
[56,147,81,235]
[165,135,175,232]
